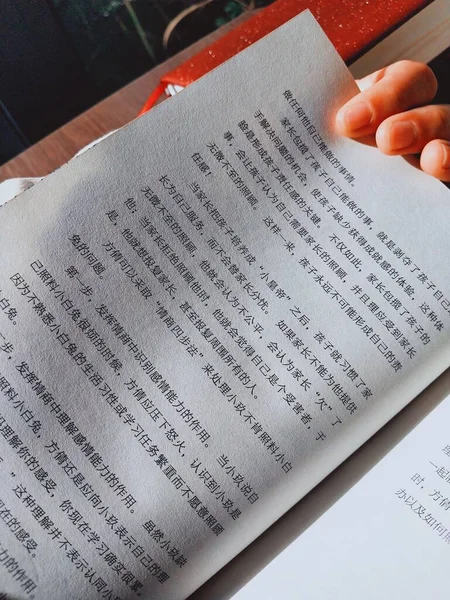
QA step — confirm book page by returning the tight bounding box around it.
[0,11,449,600]
[232,382,450,599]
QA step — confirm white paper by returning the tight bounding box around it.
[0,178,40,208]
[0,11,449,600]
[233,390,450,599]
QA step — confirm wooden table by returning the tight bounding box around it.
[0,16,250,183]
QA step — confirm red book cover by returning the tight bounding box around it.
[139,0,434,115]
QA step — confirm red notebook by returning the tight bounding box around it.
[139,0,433,115]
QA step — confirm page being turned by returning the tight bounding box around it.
[0,11,449,600]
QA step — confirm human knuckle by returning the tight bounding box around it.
[387,84,407,112]
[434,106,450,137]
[414,62,437,93]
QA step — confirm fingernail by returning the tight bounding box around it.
[441,142,450,169]
[340,101,373,131]
[388,121,418,150]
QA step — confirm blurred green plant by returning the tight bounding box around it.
[49,0,272,95]
[216,1,249,27]
[162,0,253,48]
[123,0,156,61]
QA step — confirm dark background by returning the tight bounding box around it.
[0,0,267,165]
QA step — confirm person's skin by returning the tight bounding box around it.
[335,60,450,182]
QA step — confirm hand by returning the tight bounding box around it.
[335,61,450,182]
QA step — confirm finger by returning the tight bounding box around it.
[336,61,438,138]
[420,139,450,182]
[356,67,387,92]
[375,104,450,155]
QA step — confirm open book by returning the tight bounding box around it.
[0,11,449,599]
